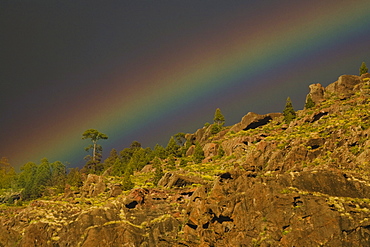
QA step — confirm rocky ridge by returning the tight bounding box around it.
[1,73,370,246]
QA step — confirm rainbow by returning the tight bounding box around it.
[8,1,370,168]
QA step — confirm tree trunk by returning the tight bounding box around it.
[92,141,97,162]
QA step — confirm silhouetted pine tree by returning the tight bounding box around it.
[213,108,225,125]
[360,62,368,75]
[305,94,315,109]
[283,97,296,124]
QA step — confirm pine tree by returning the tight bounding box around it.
[211,123,222,135]
[283,97,296,124]
[153,158,164,186]
[193,142,205,164]
[19,162,38,199]
[0,157,16,189]
[111,158,125,176]
[153,144,167,159]
[122,170,135,191]
[213,108,225,125]
[305,94,315,109]
[211,108,225,135]
[66,168,83,187]
[33,158,52,196]
[217,145,225,159]
[50,161,67,192]
[167,156,176,170]
[129,148,152,171]
[82,129,108,174]
[103,148,119,170]
[166,136,180,157]
[130,141,142,150]
[360,62,368,75]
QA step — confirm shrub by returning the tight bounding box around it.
[305,94,315,109]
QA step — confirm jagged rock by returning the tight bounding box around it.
[326,74,362,98]
[184,168,370,246]
[109,184,123,197]
[186,145,195,156]
[292,170,370,198]
[203,143,218,158]
[0,186,186,247]
[141,164,154,173]
[19,222,52,246]
[304,108,330,123]
[229,112,281,133]
[307,83,325,104]
[186,126,210,145]
[158,172,205,188]
[186,124,229,146]
[221,134,268,157]
[81,222,147,247]
[81,174,106,197]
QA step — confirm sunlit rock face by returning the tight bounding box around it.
[1,74,370,246]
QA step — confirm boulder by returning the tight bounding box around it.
[220,135,251,157]
[186,126,210,145]
[307,83,325,104]
[326,74,361,98]
[141,164,154,173]
[203,143,218,158]
[81,174,106,197]
[186,145,195,156]
[186,125,228,146]
[109,184,123,197]
[158,172,205,188]
[229,112,281,133]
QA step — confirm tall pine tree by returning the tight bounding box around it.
[213,108,225,125]
[82,129,108,174]
[283,97,296,124]
[212,108,225,134]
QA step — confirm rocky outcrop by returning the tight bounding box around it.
[81,174,106,197]
[305,73,370,106]
[326,74,362,98]
[307,83,325,104]
[183,168,370,246]
[229,112,281,133]
[186,125,229,146]
[0,186,190,247]
[203,143,218,158]
[158,172,206,188]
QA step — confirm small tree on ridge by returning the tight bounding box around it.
[360,62,368,75]
[305,94,315,109]
[283,97,296,124]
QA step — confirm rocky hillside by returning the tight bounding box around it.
[1,73,370,246]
